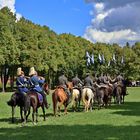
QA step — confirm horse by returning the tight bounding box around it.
[95,83,113,109]
[7,92,26,123]
[71,88,81,112]
[52,82,73,116]
[23,83,49,125]
[113,82,126,104]
[82,87,94,112]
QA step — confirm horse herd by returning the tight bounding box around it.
[7,82,127,125]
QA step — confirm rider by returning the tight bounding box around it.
[16,67,29,96]
[58,70,71,96]
[114,73,127,95]
[72,73,83,94]
[28,67,49,109]
[99,73,109,86]
[84,72,95,92]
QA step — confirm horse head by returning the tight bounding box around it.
[43,83,49,95]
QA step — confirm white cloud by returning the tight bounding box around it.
[84,27,140,43]
[84,0,140,45]
[94,3,104,14]
[0,0,21,20]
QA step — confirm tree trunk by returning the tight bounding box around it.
[1,66,10,92]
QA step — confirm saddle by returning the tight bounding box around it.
[30,91,43,104]
[36,93,43,104]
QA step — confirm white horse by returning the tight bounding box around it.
[82,87,94,112]
[71,88,80,111]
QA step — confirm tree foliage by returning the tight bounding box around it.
[0,7,140,90]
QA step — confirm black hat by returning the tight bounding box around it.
[61,70,65,74]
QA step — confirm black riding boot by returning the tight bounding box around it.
[40,92,50,109]
[66,89,71,104]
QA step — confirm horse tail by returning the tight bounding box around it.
[52,91,58,116]
[82,88,87,108]
[116,86,122,104]
[71,89,78,109]
[24,95,31,112]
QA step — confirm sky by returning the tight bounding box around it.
[0,0,140,46]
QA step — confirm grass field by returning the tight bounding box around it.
[0,87,140,140]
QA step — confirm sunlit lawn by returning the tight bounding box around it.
[0,87,140,140]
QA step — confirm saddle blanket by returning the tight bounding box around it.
[37,93,43,104]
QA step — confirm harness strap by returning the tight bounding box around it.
[17,78,24,87]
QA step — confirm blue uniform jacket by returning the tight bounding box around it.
[16,76,29,94]
[29,75,45,92]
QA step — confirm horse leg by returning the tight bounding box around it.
[75,98,79,112]
[52,93,58,117]
[12,106,15,123]
[78,96,81,111]
[32,106,36,125]
[36,108,38,123]
[71,96,75,112]
[122,95,125,104]
[117,94,121,105]
[58,101,64,116]
[90,98,94,112]
[20,106,24,122]
[99,96,104,109]
[64,101,69,115]
[26,107,30,120]
[64,106,68,115]
[42,105,46,121]
[82,96,87,112]
[22,106,29,125]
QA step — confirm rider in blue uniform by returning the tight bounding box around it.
[28,67,49,109]
[16,67,29,95]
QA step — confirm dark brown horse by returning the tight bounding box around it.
[24,83,49,125]
[52,82,73,116]
[95,84,113,109]
[7,92,26,123]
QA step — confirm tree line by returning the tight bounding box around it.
[0,7,140,91]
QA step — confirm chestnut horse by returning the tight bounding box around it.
[52,82,73,116]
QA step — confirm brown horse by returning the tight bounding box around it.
[113,83,126,104]
[52,82,73,116]
[24,83,49,125]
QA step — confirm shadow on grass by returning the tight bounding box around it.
[0,117,32,124]
[0,124,140,140]
[109,102,140,117]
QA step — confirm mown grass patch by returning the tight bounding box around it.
[0,87,140,140]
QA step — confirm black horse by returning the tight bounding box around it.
[7,92,27,123]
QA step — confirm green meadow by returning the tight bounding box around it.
[0,87,140,140]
